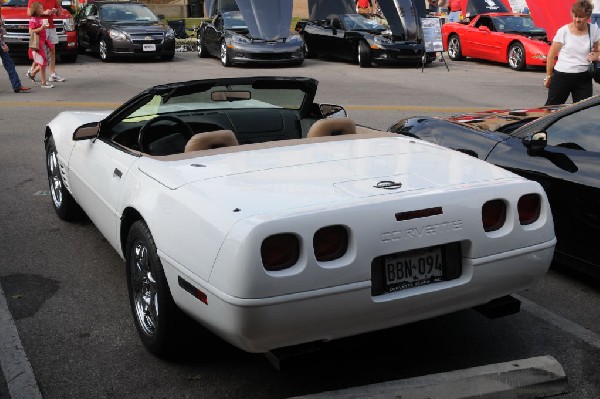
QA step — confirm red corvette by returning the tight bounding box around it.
[442,13,550,70]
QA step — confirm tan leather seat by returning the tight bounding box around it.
[306,118,357,138]
[184,130,239,152]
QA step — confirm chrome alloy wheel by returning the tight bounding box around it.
[508,45,524,70]
[130,241,159,337]
[448,36,460,59]
[99,39,109,61]
[47,149,63,209]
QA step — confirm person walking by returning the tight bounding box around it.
[27,0,65,82]
[0,3,31,93]
[448,0,462,22]
[28,1,54,88]
[544,0,600,105]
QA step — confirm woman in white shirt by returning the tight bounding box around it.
[544,0,600,105]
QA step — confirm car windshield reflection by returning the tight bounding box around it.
[100,4,159,23]
[341,14,386,31]
[493,16,544,33]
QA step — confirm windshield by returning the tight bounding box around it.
[100,3,158,23]
[123,84,307,122]
[341,14,386,31]
[222,11,247,30]
[493,16,544,33]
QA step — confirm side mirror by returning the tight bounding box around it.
[73,122,100,141]
[478,26,491,33]
[523,131,547,152]
[157,14,165,20]
[319,104,347,118]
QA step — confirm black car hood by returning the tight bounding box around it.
[104,21,168,33]
[466,0,508,16]
[378,0,420,41]
[308,0,419,40]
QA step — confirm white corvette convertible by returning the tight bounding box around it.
[45,76,556,357]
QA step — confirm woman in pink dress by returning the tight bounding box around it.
[27,2,54,88]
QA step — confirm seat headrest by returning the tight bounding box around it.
[184,130,239,152]
[306,118,357,138]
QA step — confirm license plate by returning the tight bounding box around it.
[383,246,443,291]
[143,44,156,52]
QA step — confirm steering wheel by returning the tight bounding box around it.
[137,115,195,154]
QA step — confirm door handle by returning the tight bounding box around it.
[113,168,122,178]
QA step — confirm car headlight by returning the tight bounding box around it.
[109,29,127,40]
[165,28,175,39]
[231,34,250,44]
[63,18,75,32]
[374,36,392,45]
[287,34,302,43]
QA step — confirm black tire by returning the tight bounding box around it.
[99,38,112,62]
[508,42,526,71]
[126,220,181,357]
[161,52,175,61]
[303,35,316,58]
[46,137,83,221]
[358,41,371,68]
[220,40,231,67]
[197,33,209,58]
[447,34,464,61]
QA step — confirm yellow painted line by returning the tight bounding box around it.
[0,102,122,107]
[0,102,489,113]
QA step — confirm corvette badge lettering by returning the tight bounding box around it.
[381,220,463,242]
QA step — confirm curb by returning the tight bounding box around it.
[289,355,568,399]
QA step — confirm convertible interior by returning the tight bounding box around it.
[94,78,390,158]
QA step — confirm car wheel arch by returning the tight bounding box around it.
[120,207,144,257]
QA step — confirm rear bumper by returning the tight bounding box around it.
[165,238,555,353]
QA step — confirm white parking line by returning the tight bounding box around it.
[0,284,43,399]
[515,294,600,350]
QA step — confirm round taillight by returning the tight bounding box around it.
[518,194,541,225]
[482,199,506,232]
[313,225,348,262]
[261,233,300,271]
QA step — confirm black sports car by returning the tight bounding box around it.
[296,13,425,68]
[296,0,431,67]
[197,10,304,67]
[389,96,600,278]
[75,1,175,62]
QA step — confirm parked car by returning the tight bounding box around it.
[75,0,175,62]
[197,11,304,66]
[443,13,550,70]
[44,76,555,357]
[295,13,425,67]
[1,0,78,62]
[389,95,600,278]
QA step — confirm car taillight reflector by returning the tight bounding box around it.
[313,225,348,262]
[518,194,541,225]
[482,199,506,232]
[261,233,300,271]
